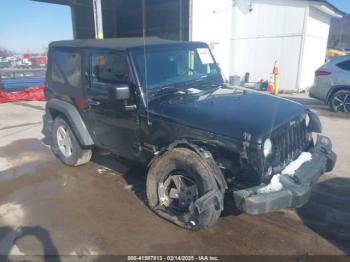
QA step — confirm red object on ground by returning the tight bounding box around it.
[0,86,46,103]
[267,82,274,93]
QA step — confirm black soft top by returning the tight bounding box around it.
[49,37,207,51]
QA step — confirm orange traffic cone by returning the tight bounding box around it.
[267,74,274,93]
[272,61,279,75]
[267,82,274,93]
[272,61,279,95]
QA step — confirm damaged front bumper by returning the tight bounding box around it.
[233,135,336,215]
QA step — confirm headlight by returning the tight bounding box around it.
[305,114,310,127]
[263,138,273,157]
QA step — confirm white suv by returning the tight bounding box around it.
[309,55,350,112]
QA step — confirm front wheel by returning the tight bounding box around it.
[52,116,92,166]
[146,148,223,230]
[330,90,350,112]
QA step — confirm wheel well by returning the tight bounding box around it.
[46,99,94,146]
[47,108,90,147]
[47,108,73,132]
[47,107,61,120]
[152,140,227,192]
[327,86,350,104]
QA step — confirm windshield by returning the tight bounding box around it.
[131,45,223,92]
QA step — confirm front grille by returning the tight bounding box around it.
[272,116,309,165]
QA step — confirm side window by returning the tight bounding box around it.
[51,50,82,87]
[90,52,128,90]
[337,60,350,71]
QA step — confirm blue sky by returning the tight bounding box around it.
[0,0,73,53]
[330,0,350,13]
[0,0,349,53]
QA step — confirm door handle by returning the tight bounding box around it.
[88,99,100,106]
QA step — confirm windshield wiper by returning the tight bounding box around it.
[148,85,181,98]
[183,75,221,87]
[148,76,222,99]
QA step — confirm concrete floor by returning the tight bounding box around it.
[0,96,350,257]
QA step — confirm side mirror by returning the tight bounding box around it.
[113,85,130,100]
[111,85,137,111]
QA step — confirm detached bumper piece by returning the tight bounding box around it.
[234,135,336,215]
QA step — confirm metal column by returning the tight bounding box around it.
[179,0,183,40]
[93,0,104,39]
[70,5,77,39]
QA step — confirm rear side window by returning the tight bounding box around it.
[51,49,82,88]
[337,60,350,71]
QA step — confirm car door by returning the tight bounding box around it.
[84,49,140,159]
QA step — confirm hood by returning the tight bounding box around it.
[149,87,308,144]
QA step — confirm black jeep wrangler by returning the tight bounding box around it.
[44,37,336,230]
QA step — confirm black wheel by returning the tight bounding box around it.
[330,90,350,112]
[52,116,92,166]
[146,148,222,230]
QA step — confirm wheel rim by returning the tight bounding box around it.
[56,125,73,157]
[333,93,350,112]
[158,170,199,214]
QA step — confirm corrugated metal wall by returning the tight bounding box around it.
[299,6,330,91]
[230,0,307,91]
[191,0,332,91]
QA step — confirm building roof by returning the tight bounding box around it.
[49,37,204,50]
[32,0,72,5]
[308,0,346,17]
[33,0,346,17]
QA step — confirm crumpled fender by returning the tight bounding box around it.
[150,139,227,215]
[160,139,227,194]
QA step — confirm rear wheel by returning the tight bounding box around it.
[330,90,350,112]
[52,116,92,166]
[146,148,222,230]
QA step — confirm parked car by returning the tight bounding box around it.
[43,38,336,230]
[309,55,350,112]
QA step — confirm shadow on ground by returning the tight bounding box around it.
[0,226,60,261]
[94,152,350,254]
[92,153,243,217]
[92,153,149,203]
[297,177,350,254]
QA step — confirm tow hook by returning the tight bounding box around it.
[189,190,224,214]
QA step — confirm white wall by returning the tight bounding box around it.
[191,0,233,78]
[299,6,331,91]
[191,0,333,91]
[230,0,308,91]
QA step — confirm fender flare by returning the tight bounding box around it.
[150,139,227,194]
[308,110,322,133]
[46,99,94,146]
